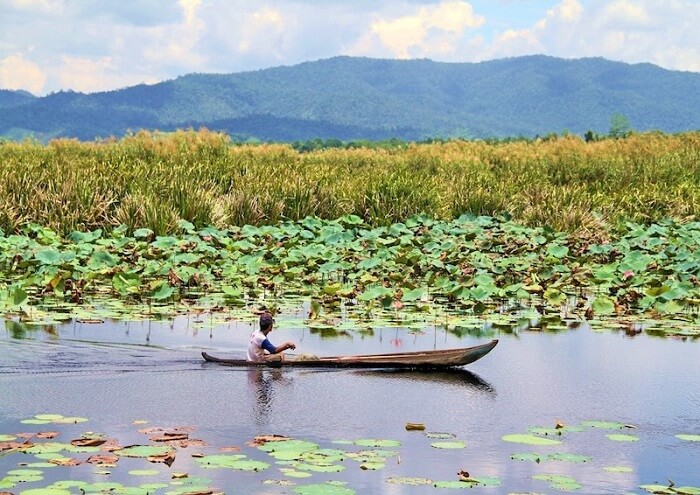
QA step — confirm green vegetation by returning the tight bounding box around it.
[1,416,697,493]
[1,208,700,331]
[1,129,699,235]
[2,56,699,141]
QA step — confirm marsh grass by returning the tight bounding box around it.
[0,129,698,235]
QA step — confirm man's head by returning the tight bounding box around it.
[259,312,274,334]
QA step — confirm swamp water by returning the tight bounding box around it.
[1,313,698,494]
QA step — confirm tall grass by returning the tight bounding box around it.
[0,129,698,235]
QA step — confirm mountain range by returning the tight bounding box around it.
[1,55,699,142]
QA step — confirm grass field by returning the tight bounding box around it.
[1,129,698,236]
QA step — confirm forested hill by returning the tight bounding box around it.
[1,55,699,142]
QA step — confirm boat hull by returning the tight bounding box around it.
[201,339,497,369]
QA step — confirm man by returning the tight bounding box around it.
[247,312,296,362]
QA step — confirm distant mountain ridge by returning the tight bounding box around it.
[1,55,699,141]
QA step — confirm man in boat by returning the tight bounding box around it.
[247,312,296,362]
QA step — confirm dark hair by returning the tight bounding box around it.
[259,312,274,331]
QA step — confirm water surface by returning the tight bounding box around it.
[1,316,698,494]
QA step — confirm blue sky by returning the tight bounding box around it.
[1,0,698,95]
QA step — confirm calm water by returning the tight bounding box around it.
[1,315,698,494]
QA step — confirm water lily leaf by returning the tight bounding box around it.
[532,474,582,490]
[425,432,455,439]
[676,434,700,442]
[35,248,62,265]
[280,468,313,478]
[546,245,569,258]
[11,287,29,307]
[401,288,427,302]
[386,477,432,485]
[114,445,175,458]
[433,479,500,489]
[604,466,633,472]
[592,296,615,314]
[431,441,466,449]
[502,434,561,446]
[510,453,542,462]
[133,228,154,240]
[292,483,356,495]
[353,439,400,448]
[128,469,161,476]
[357,286,393,302]
[547,453,591,463]
[151,283,175,300]
[606,434,639,442]
[17,489,71,495]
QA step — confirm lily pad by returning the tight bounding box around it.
[128,469,161,476]
[431,441,466,449]
[502,434,561,446]
[386,476,432,485]
[604,466,633,473]
[353,439,400,448]
[114,445,175,458]
[280,468,314,478]
[606,434,639,442]
[293,482,356,494]
[510,453,542,462]
[532,474,582,490]
[547,453,591,463]
[676,434,700,442]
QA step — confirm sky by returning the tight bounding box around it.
[1,0,699,95]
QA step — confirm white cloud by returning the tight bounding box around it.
[484,0,700,73]
[350,1,484,59]
[0,53,46,94]
[600,0,650,28]
[179,0,201,25]
[5,0,62,14]
[1,0,700,94]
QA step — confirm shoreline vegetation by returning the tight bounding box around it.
[0,129,698,236]
[0,130,699,332]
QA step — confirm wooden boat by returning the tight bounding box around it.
[201,339,497,369]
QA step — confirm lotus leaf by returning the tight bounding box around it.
[547,453,591,463]
[114,445,175,458]
[532,474,582,490]
[676,434,700,442]
[17,489,71,495]
[431,441,466,449]
[280,468,313,478]
[353,438,400,447]
[604,466,633,472]
[502,434,561,446]
[386,477,432,485]
[128,469,161,476]
[606,434,639,442]
[292,482,355,495]
[510,453,542,462]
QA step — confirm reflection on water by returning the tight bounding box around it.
[247,368,292,427]
[1,312,699,493]
[354,368,497,396]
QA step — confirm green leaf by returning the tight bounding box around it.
[502,434,561,446]
[592,296,616,314]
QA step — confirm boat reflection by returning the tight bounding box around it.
[351,368,496,396]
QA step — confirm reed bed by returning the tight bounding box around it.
[0,129,698,236]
